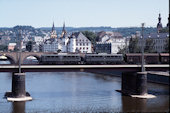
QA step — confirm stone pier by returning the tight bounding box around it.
[5,73,32,101]
[117,71,156,99]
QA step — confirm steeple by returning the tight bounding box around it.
[61,22,67,38]
[51,22,57,38]
[157,13,163,33]
[167,16,169,28]
[52,22,55,31]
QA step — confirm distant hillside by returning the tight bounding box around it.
[39,26,157,37]
[0,26,157,37]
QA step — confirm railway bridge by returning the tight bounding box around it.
[0,52,51,64]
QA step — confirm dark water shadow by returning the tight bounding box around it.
[11,101,25,113]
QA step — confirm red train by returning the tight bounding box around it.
[125,53,169,64]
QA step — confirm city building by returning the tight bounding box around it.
[95,32,126,53]
[43,23,92,53]
[138,13,169,53]
[138,33,169,53]
[67,32,92,53]
[34,36,44,45]
[95,43,111,53]
[8,43,16,51]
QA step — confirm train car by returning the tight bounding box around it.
[125,53,159,64]
[160,53,169,64]
[84,53,124,64]
[40,53,81,64]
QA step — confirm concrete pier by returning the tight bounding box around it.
[136,72,147,95]
[12,73,26,97]
[5,73,32,101]
[118,71,156,99]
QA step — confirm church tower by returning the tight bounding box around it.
[157,13,163,33]
[167,16,169,28]
[61,22,67,38]
[51,22,57,38]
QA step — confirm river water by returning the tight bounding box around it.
[0,71,169,112]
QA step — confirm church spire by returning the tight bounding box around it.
[52,22,55,32]
[157,13,163,33]
[61,22,67,38]
[51,22,57,38]
[167,16,169,28]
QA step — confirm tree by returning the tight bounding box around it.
[118,45,128,54]
[128,37,140,53]
[26,41,33,52]
[82,31,97,45]
[164,37,169,53]
[0,45,7,51]
[144,38,155,53]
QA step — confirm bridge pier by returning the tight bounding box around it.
[5,73,32,101]
[117,72,156,98]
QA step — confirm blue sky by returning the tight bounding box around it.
[0,0,169,28]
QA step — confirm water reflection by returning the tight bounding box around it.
[12,102,25,113]
[0,60,10,64]
[122,96,147,112]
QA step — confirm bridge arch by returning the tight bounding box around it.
[22,54,41,64]
[0,54,16,64]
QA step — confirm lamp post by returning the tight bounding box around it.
[18,29,22,73]
[141,23,145,72]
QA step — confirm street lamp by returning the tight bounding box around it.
[141,23,145,72]
[18,29,22,73]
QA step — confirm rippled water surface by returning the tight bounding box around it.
[0,72,169,112]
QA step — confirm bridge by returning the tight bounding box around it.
[1,64,169,101]
[0,64,169,72]
[0,52,48,64]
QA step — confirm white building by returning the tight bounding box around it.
[96,32,126,53]
[67,32,92,53]
[43,23,92,53]
[43,39,59,52]
[34,36,44,45]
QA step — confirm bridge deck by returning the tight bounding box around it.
[0,64,169,72]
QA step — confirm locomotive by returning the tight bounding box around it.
[40,53,169,65]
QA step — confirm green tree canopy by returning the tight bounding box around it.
[26,41,34,52]
[82,31,97,45]
[128,37,140,53]
[144,38,155,53]
[164,37,169,53]
[0,45,7,51]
